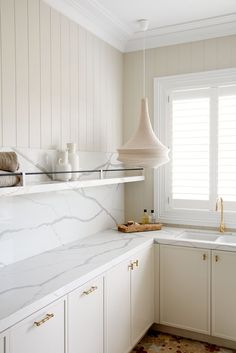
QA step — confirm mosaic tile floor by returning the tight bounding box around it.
[131,330,235,353]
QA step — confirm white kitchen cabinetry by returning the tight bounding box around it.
[212,250,236,341]
[0,333,7,353]
[105,257,131,353]
[160,245,210,334]
[154,244,160,323]
[105,245,154,353]
[9,298,65,353]
[131,245,154,344]
[68,276,103,353]
[0,339,3,353]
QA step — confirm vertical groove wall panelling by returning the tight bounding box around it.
[100,41,107,152]
[93,36,100,152]
[40,1,51,148]
[60,15,70,148]
[86,31,94,151]
[204,39,218,71]
[28,0,40,148]
[0,0,2,146]
[15,0,29,147]
[69,21,79,145]
[0,0,123,151]
[1,0,16,146]
[51,8,61,148]
[217,37,231,68]
[191,41,205,72]
[116,48,123,150]
[111,48,117,152]
[106,45,112,152]
[78,26,87,151]
[112,46,119,151]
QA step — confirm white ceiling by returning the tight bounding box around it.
[97,0,236,31]
[45,0,236,52]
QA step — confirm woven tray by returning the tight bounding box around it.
[118,222,162,233]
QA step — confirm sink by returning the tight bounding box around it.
[179,231,220,242]
[216,235,236,244]
[178,230,236,244]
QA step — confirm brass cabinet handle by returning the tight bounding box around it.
[128,263,134,271]
[83,286,98,295]
[202,254,207,261]
[34,313,55,327]
[215,255,219,262]
[129,260,139,270]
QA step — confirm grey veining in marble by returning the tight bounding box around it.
[1,226,236,333]
[0,229,155,332]
[0,149,124,266]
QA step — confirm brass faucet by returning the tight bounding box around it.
[216,197,225,233]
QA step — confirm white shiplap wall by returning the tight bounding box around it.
[0,0,123,152]
[124,35,236,222]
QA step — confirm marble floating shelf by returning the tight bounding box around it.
[0,175,145,197]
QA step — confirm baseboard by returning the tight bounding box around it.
[129,323,153,352]
[152,324,236,350]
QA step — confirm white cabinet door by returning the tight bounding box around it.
[0,334,5,353]
[160,245,210,334]
[68,276,103,353]
[131,245,154,345]
[10,298,65,353]
[212,250,236,340]
[154,244,160,323]
[105,258,131,353]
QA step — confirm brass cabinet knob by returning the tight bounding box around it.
[215,255,219,262]
[202,254,207,261]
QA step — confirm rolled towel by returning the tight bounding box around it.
[0,152,19,172]
[0,170,21,187]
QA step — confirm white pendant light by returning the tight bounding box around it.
[117,19,169,169]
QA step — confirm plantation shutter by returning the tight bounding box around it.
[170,89,210,209]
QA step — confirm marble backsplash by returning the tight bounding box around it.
[0,149,124,267]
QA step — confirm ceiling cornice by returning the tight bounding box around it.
[43,1,236,53]
[126,13,236,52]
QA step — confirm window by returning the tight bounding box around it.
[154,69,236,228]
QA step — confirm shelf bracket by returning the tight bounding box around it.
[21,172,26,187]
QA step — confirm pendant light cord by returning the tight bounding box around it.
[143,31,146,98]
[139,19,148,99]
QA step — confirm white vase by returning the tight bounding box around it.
[55,150,72,181]
[67,143,79,181]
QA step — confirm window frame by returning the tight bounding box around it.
[154,68,236,229]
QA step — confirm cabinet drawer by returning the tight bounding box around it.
[68,276,103,353]
[10,298,66,353]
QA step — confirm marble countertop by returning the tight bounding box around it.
[1,226,236,333]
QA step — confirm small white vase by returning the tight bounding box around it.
[67,143,79,181]
[55,150,72,181]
